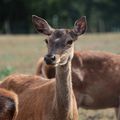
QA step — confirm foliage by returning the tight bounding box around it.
[0,67,14,79]
[0,0,120,33]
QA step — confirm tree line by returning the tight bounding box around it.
[0,0,120,34]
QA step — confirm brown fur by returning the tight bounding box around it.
[1,74,78,120]
[1,15,87,120]
[36,50,120,109]
[0,88,18,120]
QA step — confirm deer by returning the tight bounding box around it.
[0,15,87,120]
[0,88,18,120]
[35,30,120,119]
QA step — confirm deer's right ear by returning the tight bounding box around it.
[32,15,54,35]
[73,16,87,36]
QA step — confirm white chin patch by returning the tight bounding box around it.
[54,61,66,66]
[59,62,67,66]
[55,55,70,66]
[58,59,68,66]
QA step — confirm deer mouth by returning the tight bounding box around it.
[44,53,70,66]
[58,54,71,66]
[44,58,60,66]
[44,60,56,66]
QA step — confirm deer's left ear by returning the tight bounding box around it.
[32,15,54,35]
[73,16,87,36]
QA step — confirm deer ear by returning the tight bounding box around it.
[32,15,54,35]
[73,16,87,36]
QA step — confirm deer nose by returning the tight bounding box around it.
[44,54,56,65]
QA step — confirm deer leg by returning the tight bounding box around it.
[115,97,120,120]
[115,108,119,120]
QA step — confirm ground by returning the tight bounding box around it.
[0,33,120,120]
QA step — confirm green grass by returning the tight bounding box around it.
[0,33,120,120]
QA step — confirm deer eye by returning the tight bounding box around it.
[44,39,48,44]
[66,40,73,45]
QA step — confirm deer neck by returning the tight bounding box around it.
[55,60,73,118]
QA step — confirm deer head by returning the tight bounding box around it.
[32,15,87,66]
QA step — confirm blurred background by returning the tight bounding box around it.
[0,0,120,119]
[0,0,120,34]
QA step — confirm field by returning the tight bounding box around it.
[0,33,120,120]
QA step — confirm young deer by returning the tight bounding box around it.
[1,15,87,120]
[0,88,18,120]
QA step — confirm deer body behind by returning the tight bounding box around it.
[36,51,120,109]
[74,51,120,109]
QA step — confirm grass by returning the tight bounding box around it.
[0,33,120,120]
[0,35,46,75]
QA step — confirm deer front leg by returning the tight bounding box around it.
[115,97,120,120]
[115,108,120,120]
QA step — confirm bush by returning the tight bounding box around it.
[0,67,14,79]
